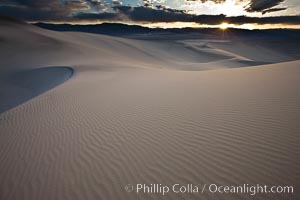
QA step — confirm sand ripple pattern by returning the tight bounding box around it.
[0,61,300,200]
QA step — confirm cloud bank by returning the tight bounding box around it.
[0,0,299,25]
[75,6,300,25]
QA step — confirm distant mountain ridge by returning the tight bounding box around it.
[33,22,300,39]
[34,23,162,36]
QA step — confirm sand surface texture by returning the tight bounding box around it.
[0,19,299,200]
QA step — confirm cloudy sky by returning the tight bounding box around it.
[0,0,300,28]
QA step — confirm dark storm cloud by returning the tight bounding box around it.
[0,0,93,21]
[0,5,63,21]
[74,12,121,21]
[261,7,287,15]
[0,0,61,9]
[245,0,286,13]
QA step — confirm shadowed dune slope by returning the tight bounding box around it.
[0,67,73,113]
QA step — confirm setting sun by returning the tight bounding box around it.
[220,22,229,30]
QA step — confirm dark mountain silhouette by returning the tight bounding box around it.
[33,22,300,40]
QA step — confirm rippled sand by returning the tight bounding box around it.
[0,18,299,200]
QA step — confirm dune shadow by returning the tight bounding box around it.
[0,66,73,114]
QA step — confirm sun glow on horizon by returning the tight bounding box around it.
[219,22,229,30]
[139,22,300,30]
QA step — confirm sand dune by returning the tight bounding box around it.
[206,40,295,63]
[0,19,299,200]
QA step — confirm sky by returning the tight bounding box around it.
[0,0,300,29]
